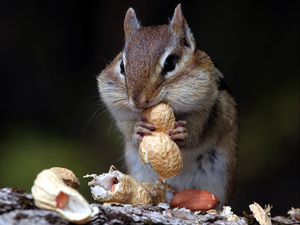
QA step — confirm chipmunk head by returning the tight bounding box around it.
[98,4,218,115]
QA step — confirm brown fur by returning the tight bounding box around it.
[125,25,172,104]
[98,4,238,205]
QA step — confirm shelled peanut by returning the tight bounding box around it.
[171,190,219,211]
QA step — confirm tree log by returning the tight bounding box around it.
[0,188,298,225]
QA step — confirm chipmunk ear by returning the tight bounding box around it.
[124,8,140,39]
[170,4,195,50]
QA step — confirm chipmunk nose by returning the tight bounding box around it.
[131,92,149,109]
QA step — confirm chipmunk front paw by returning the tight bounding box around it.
[168,121,188,147]
[133,120,156,144]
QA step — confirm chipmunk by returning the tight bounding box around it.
[97,4,238,206]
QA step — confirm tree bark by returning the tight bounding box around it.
[0,188,298,225]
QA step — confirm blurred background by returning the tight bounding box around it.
[0,0,299,215]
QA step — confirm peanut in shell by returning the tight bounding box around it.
[143,102,175,133]
[139,132,183,180]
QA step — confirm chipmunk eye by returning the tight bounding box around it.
[162,54,178,75]
[120,60,125,75]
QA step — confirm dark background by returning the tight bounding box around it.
[0,0,299,215]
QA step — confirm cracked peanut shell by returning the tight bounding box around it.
[85,165,174,205]
[31,167,98,224]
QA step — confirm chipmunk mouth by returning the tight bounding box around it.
[128,101,144,112]
[127,90,166,112]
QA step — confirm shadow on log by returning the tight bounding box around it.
[0,188,298,225]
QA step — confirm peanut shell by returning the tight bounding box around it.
[50,167,80,189]
[85,165,175,205]
[139,132,183,179]
[143,102,175,133]
[31,167,98,224]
